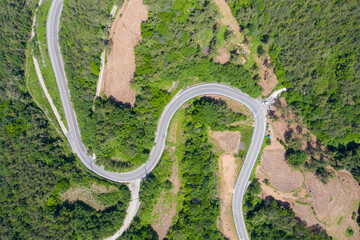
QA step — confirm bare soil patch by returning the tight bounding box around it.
[205,95,252,117]
[168,81,179,93]
[268,97,322,154]
[151,160,180,240]
[306,170,360,239]
[102,0,148,105]
[151,112,182,239]
[212,0,250,65]
[60,183,117,211]
[209,127,242,239]
[219,153,238,240]
[211,130,240,153]
[257,137,360,239]
[256,146,303,192]
[215,48,231,64]
[256,56,278,97]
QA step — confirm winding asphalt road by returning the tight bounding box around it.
[46,0,276,239]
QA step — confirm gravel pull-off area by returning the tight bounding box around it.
[102,0,148,105]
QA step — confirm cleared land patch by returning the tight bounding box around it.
[218,153,238,240]
[212,0,278,95]
[61,183,119,211]
[257,99,360,239]
[150,109,184,239]
[102,0,148,105]
[211,130,240,153]
[210,129,243,239]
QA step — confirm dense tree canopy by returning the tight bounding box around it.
[58,0,261,172]
[227,0,360,182]
[0,1,129,238]
[244,180,332,239]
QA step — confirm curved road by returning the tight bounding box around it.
[47,0,273,239]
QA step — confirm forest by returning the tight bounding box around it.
[227,0,360,182]
[58,0,261,172]
[3,0,358,238]
[122,98,244,239]
[0,1,129,239]
[244,180,331,239]
[122,98,328,239]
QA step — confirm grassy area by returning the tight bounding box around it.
[32,0,67,127]
[250,135,268,180]
[295,200,311,206]
[337,216,344,225]
[26,51,65,137]
[150,107,186,224]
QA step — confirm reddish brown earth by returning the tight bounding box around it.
[102,0,148,105]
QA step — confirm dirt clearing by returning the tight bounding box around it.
[102,0,148,105]
[60,183,117,211]
[256,56,278,97]
[215,48,231,64]
[257,125,360,239]
[213,0,250,56]
[258,96,360,239]
[151,160,180,239]
[209,128,242,239]
[151,111,183,239]
[256,146,304,192]
[219,153,238,240]
[211,130,240,153]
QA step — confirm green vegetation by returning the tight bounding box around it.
[123,97,246,239]
[26,54,64,134]
[0,1,130,239]
[244,180,332,239]
[287,150,308,166]
[337,216,344,225]
[346,227,354,237]
[58,0,261,172]
[352,211,356,220]
[30,0,67,127]
[227,0,360,182]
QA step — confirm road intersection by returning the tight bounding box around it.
[47,0,284,239]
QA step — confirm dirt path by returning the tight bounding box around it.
[104,179,141,240]
[102,0,148,105]
[33,57,68,134]
[95,50,105,98]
